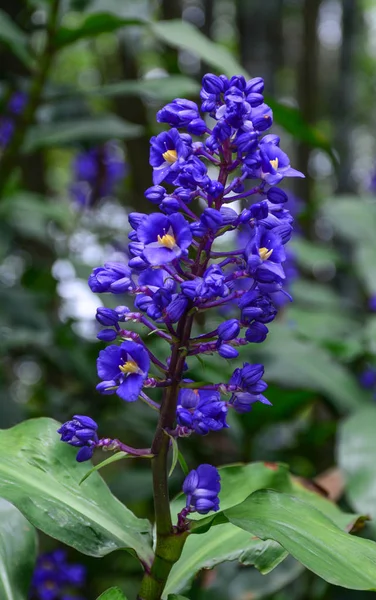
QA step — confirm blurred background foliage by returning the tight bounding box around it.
[1,0,376,598]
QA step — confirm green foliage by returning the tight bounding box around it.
[150,20,247,78]
[0,418,153,563]
[97,588,128,600]
[23,117,143,152]
[0,9,32,68]
[321,195,376,295]
[166,463,364,595]
[0,499,37,600]
[55,13,146,48]
[225,490,376,590]
[337,406,376,531]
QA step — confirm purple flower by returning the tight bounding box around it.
[157,98,200,128]
[70,142,126,206]
[183,464,221,514]
[57,415,98,462]
[238,290,277,324]
[229,363,270,413]
[244,225,286,284]
[150,128,192,185]
[177,388,228,434]
[30,549,86,600]
[8,91,28,115]
[0,117,14,148]
[137,213,192,266]
[88,262,132,294]
[218,319,240,341]
[96,341,150,401]
[248,139,304,185]
[359,367,376,390]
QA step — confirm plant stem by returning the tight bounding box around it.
[0,0,60,199]
[138,150,232,600]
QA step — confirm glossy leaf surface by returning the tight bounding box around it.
[0,418,153,563]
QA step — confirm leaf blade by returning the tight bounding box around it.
[225,490,376,590]
[0,418,153,564]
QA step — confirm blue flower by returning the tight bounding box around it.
[96,341,150,402]
[57,415,98,462]
[244,226,286,284]
[30,549,86,600]
[157,98,200,128]
[238,290,277,324]
[177,388,228,434]
[150,128,192,185]
[137,213,192,266]
[71,142,126,206]
[88,262,132,294]
[229,363,270,413]
[244,138,304,185]
[183,464,221,514]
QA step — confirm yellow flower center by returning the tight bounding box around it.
[119,360,139,374]
[157,233,176,249]
[259,247,273,261]
[269,157,279,170]
[162,149,178,163]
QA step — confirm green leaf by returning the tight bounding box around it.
[0,9,32,68]
[0,418,153,564]
[177,451,189,477]
[55,13,146,48]
[150,20,247,78]
[80,452,135,484]
[168,596,190,600]
[337,406,376,527]
[225,490,376,590]
[23,116,143,152]
[97,588,128,600]
[166,462,364,596]
[0,498,37,600]
[168,435,179,478]
[164,523,287,597]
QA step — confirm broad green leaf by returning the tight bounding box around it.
[0,9,32,68]
[166,463,290,595]
[150,20,247,78]
[337,406,376,527]
[97,588,127,600]
[23,116,143,152]
[0,498,37,600]
[55,13,146,48]
[166,462,362,595]
[168,596,190,600]
[0,418,153,564]
[163,523,287,597]
[225,490,376,590]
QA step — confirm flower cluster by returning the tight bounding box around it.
[70,141,126,206]
[0,91,27,149]
[59,73,303,519]
[29,549,86,600]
